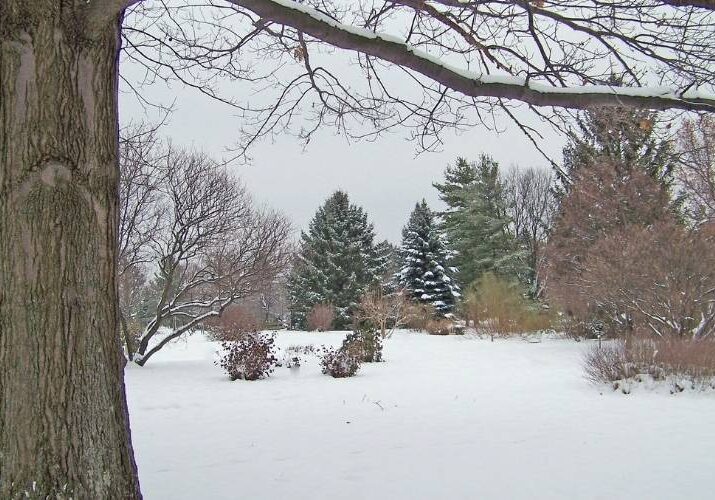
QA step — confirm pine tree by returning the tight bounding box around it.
[288,191,384,329]
[397,200,460,315]
[434,155,524,287]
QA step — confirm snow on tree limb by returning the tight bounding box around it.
[232,0,715,111]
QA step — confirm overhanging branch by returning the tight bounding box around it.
[231,0,715,112]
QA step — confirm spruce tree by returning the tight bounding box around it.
[557,106,676,196]
[434,155,524,287]
[288,191,384,329]
[397,200,460,315]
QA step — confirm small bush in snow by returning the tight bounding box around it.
[463,273,554,337]
[282,344,316,368]
[403,302,436,331]
[342,327,383,363]
[425,318,453,336]
[584,337,715,393]
[320,343,361,378]
[217,332,278,381]
[307,303,335,331]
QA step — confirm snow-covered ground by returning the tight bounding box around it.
[125,331,715,500]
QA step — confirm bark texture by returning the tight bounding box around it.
[0,1,142,498]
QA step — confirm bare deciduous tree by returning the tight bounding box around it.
[123,145,292,365]
[678,115,715,224]
[357,286,409,339]
[504,166,556,297]
[3,0,715,496]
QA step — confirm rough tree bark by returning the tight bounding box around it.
[0,1,142,498]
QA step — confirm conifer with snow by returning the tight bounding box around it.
[434,155,524,287]
[397,200,459,315]
[288,191,384,329]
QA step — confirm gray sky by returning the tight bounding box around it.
[119,69,564,244]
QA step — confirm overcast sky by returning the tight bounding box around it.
[119,67,565,244]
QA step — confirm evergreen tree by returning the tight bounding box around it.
[374,239,400,293]
[557,106,676,196]
[288,191,384,329]
[434,155,524,287]
[397,200,460,315]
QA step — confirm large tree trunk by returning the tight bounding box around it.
[0,2,142,498]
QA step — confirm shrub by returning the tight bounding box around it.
[282,344,316,368]
[425,318,453,335]
[206,304,262,342]
[403,302,436,331]
[357,287,408,338]
[319,343,361,378]
[217,332,278,381]
[464,273,553,337]
[307,303,335,331]
[584,337,715,392]
[343,327,383,362]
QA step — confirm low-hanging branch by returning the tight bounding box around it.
[230,0,715,111]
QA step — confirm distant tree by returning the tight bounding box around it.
[503,167,557,298]
[435,155,523,287]
[288,191,384,329]
[677,115,715,225]
[397,200,460,315]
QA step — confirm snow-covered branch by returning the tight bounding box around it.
[232,0,715,111]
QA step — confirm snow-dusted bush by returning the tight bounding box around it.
[584,338,715,393]
[342,327,383,363]
[217,332,278,381]
[320,344,361,378]
[282,344,316,368]
[307,304,335,332]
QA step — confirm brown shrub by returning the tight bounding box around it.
[425,318,453,335]
[357,287,408,338]
[403,302,436,331]
[307,303,335,331]
[579,222,715,339]
[206,304,262,342]
[584,337,715,392]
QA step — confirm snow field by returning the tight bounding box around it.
[126,331,715,500]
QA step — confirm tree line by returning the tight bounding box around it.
[286,108,715,341]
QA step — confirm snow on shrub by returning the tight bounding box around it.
[217,332,278,381]
[584,338,715,393]
[320,343,361,378]
[282,344,316,369]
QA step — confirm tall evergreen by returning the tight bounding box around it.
[434,155,524,287]
[288,191,384,329]
[397,200,460,315]
[557,106,676,196]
